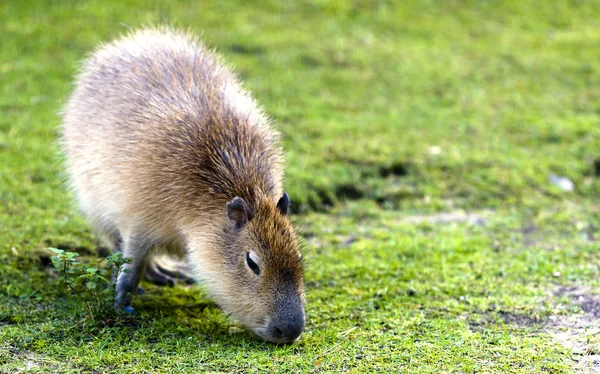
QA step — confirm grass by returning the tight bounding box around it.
[1,0,600,372]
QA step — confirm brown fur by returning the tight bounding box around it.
[61,27,305,343]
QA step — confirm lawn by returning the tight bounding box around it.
[1,0,600,372]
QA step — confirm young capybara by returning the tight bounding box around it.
[61,28,305,343]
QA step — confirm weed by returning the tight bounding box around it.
[48,248,130,321]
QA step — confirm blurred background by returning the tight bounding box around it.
[2,1,598,214]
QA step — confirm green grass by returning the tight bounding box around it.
[1,0,600,372]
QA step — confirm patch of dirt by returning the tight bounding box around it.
[546,286,600,373]
[499,311,542,327]
[0,344,60,372]
[465,286,600,373]
[522,223,539,248]
[465,310,543,334]
[519,221,596,250]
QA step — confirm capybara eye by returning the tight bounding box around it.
[246,252,260,275]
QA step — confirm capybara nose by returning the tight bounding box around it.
[269,318,304,343]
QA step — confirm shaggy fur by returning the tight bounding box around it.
[61,27,305,343]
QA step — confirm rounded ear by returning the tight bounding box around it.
[227,197,254,230]
[276,192,290,216]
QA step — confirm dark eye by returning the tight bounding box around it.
[246,252,260,275]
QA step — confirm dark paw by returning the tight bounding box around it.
[114,298,137,314]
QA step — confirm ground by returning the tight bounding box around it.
[1,1,600,373]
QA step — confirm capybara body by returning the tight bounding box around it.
[61,28,305,343]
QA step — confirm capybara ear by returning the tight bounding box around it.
[277,192,290,216]
[227,197,255,230]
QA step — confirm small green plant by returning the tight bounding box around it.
[48,248,131,320]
